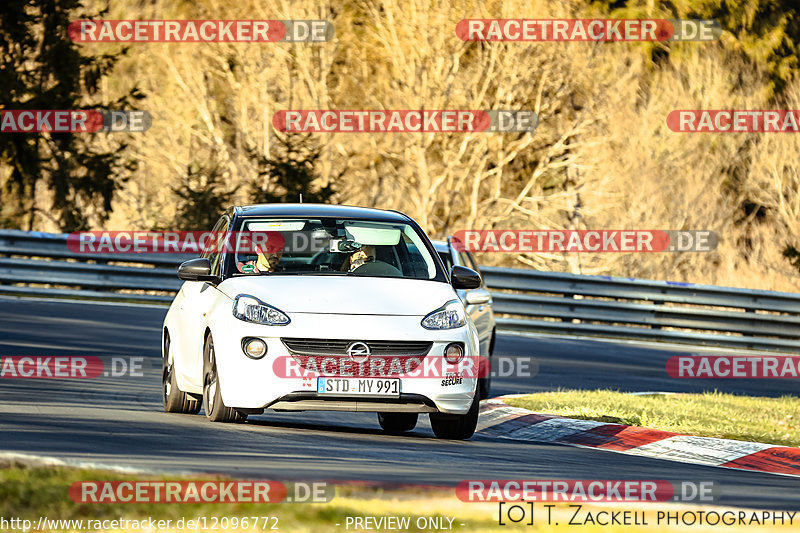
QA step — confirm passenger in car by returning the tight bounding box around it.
[340,245,376,272]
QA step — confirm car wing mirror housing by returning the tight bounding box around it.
[177,258,219,283]
[451,265,482,290]
[465,289,491,305]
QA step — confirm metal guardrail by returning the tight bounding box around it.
[0,230,188,303]
[1,229,799,352]
[483,267,800,352]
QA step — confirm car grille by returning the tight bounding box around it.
[280,338,433,376]
[281,338,432,357]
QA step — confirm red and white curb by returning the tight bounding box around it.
[477,397,800,477]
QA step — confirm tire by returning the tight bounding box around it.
[429,390,480,440]
[478,330,496,400]
[162,333,201,414]
[203,335,247,423]
[377,412,418,434]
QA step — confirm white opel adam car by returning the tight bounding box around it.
[162,204,485,439]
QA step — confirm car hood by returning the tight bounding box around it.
[218,275,457,315]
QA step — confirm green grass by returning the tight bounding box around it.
[504,390,800,447]
[0,462,497,532]
[1,461,796,532]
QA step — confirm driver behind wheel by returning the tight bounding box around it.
[237,243,283,274]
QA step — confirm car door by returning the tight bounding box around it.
[174,215,229,388]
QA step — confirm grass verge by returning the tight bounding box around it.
[503,390,800,447]
[3,462,796,532]
[0,462,474,532]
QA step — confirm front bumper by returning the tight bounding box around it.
[210,310,479,415]
[266,392,439,413]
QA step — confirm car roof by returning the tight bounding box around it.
[233,203,411,223]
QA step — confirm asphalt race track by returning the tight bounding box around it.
[1,296,799,510]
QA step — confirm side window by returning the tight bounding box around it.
[201,217,226,259]
[204,216,228,276]
[464,251,481,274]
[458,250,483,285]
[458,251,472,269]
[438,251,453,272]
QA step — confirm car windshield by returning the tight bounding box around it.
[229,217,438,280]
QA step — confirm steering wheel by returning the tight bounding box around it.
[310,249,332,265]
[351,261,403,277]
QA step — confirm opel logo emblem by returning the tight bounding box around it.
[347,341,371,363]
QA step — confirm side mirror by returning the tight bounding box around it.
[177,258,219,283]
[465,289,491,305]
[451,265,481,290]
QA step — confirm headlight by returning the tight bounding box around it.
[232,295,290,325]
[421,300,466,330]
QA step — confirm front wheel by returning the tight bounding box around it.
[163,333,201,414]
[203,335,247,423]
[429,391,480,440]
[377,412,418,434]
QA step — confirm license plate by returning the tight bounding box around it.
[317,377,400,396]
